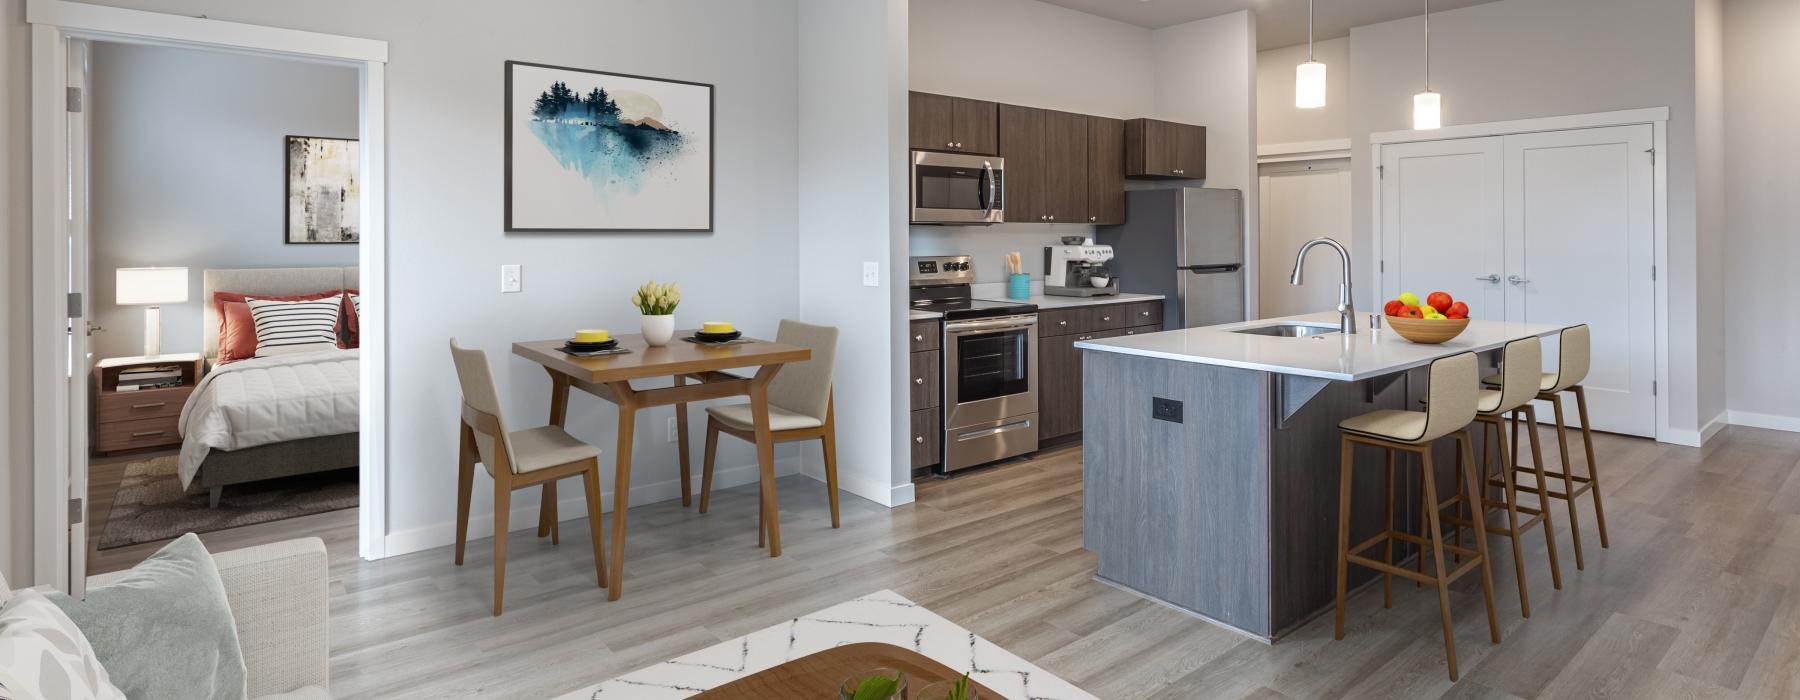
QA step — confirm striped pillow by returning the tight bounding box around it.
[246,294,343,355]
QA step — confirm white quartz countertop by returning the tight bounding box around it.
[909,309,943,320]
[1074,312,1564,381]
[972,291,1165,309]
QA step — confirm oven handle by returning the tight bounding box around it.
[981,161,996,215]
[954,418,1034,442]
[944,315,1037,334]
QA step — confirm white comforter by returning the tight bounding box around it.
[178,348,360,489]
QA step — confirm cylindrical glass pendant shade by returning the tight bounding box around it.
[1295,61,1327,109]
[1413,91,1442,130]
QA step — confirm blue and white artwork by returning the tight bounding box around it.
[505,61,713,231]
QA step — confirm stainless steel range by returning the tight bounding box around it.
[909,255,1039,472]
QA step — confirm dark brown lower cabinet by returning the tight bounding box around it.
[1037,301,1168,441]
[910,408,940,471]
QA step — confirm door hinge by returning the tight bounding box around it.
[1646,147,1655,165]
[66,86,82,113]
[68,497,84,525]
[1651,265,1657,281]
[67,292,83,318]
[1379,260,1386,273]
[1652,380,1658,396]
[1378,165,1385,179]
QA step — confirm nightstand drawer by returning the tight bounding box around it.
[96,416,180,452]
[96,385,191,424]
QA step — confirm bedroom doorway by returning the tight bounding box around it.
[29,1,390,592]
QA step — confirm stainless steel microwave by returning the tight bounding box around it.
[911,151,1004,225]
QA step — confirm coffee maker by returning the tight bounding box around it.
[1044,237,1119,297]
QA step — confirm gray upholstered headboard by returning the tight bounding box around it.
[202,266,358,359]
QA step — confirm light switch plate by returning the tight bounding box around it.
[500,264,522,293]
[862,262,880,287]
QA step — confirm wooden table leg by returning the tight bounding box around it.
[674,375,692,507]
[544,368,572,427]
[607,381,638,600]
[750,365,783,557]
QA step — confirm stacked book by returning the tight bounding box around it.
[116,365,184,392]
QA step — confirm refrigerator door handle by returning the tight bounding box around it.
[1177,263,1243,274]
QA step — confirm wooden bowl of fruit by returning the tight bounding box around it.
[1384,291,1471,344]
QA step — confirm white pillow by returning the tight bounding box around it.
[246,294,342,356]
[0,590,127,700]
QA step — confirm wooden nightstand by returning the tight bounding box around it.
[92,354,204,455]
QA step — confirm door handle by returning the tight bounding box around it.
[1507,275,1530,285]
[914,377,924,385]
[1475,274,1500,283]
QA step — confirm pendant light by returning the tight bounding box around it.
[1295,0,1326,108]
[1412,0,1442,129]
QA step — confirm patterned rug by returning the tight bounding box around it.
[563,589,1098,699]
[97,455,357,550]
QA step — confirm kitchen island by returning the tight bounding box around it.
[1074,312,1561,641]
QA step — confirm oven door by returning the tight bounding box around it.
[943,314,1037,429]
[912,151,1003,224]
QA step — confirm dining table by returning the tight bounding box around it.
[512,332,811,600]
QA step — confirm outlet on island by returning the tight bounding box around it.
[1152,397,1183,424]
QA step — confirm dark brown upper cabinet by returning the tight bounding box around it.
[998,104,1048,223]
[1125,118,1206,179]
[909,91,997,155]
[1045,110,1089,224]
[1086,116,1126,225]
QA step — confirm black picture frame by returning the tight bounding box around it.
[284,134,360,245]
[503,60,715,233]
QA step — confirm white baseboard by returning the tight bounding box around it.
[889,482,915,507]
[382,457,799,557]
[1660,428,1702,447]
[1701,411,1730,443]
[1728,410,1800,433]
[799,456,913,508]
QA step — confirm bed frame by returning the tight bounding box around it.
[195,266,361,506]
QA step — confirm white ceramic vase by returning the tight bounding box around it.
[640,314,675,346]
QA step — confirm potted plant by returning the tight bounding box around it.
[631,280,681,346]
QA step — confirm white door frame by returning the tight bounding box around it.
[28,0,390,589]
[1369,107,1671,445]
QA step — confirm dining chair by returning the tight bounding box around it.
[697,320,840,541]
[449,339,607,615]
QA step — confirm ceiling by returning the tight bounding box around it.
[1031,0,1507,49]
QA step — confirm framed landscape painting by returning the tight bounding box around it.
[285,135,360,244]
[505,60,714,232]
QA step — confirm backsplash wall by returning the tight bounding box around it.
[907,223,1090,283]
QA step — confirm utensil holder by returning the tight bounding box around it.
[1007,273,1031,300]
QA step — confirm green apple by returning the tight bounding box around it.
[1398,291,1421,307]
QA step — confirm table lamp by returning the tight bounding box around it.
[116,267,188,357]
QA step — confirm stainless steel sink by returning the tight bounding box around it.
[1229,323,1341,339]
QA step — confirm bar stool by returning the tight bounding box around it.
[1428,336,1563,618]
[1488,324,1608,569]
[1335,352,1500,682]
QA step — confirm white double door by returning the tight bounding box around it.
[1378,124,1656,437]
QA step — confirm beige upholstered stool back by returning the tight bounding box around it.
[1549,325,1590,392]
[1419,352,1480,443]
[766,320,839,422]
[1487,336,1543,416]
[449,339,513,476]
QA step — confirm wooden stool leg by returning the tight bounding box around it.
[1416,451,1429,588]
[1452,447,1466,563]
[699,419,720,514]
[1334,436,1355,640]
[1573,386,1609,548]
[582,461,608,588]
[1418,446,1459,681]
[1459,432,1502,645]
[1493,419,1531,618]
[1382,448,1395,609]
[1550,393,1585,570]
[1523,405,1563,590]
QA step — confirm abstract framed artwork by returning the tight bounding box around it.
[504,60,714,232]
[284,135,360,244]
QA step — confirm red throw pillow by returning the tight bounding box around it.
[340,288,360,349]
[214,290,339,363]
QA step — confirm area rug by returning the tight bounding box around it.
[562,589,1098,699]
[97,455,357,550]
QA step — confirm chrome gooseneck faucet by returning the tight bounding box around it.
[1290,237,1357,335]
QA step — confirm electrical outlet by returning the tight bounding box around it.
[500,264,522,293]
[1152,397,1183,423]
[862,262,880,287]
[666,416,678,443]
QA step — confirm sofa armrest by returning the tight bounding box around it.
[212,538,330,697]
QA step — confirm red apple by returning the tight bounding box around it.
[1446,301,1470,319]
[1397,305,1425,319]
[1426,291,1454,314]
[1384,299,1405,316]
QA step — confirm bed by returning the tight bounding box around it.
[178,266,361,506]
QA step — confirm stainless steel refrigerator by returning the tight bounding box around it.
[1096,187,1246,329]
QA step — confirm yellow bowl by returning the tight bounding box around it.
[701,321,734,334]
[1385,315,1470,344]
[574,329,610,343]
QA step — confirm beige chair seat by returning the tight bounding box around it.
[1339,410,1429,443]
[503,426,602,473]
[705,403,823,432]
[1483,372,1556,392]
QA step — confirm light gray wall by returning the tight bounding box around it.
[1256,37,1351,146]
[1723,0,1799,426]
[1695,0,1726,429]
[2,0,25,584]
[1347,0,1708,435]
[89,42,359,361]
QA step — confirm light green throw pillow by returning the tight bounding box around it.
[51,534,249,700]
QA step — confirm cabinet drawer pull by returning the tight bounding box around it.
[914,377,924,385]
[1140,310,1150,317]
[954,142,962,148]
[130,402,167,409]
[914,435,924,444]
[947,142,955,148]
[914,334,924,342]
[1057,320,1068,326]
[1090,216,1097,222]
[130,430,166,438]
[1048,215,1056,221]
[1101,315,1112,321]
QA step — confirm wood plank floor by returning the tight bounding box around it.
[92,426,1800,698]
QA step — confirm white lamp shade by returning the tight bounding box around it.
[116,267,189,305]
[1295,61,1327,109]
[1413,91,1442,130]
